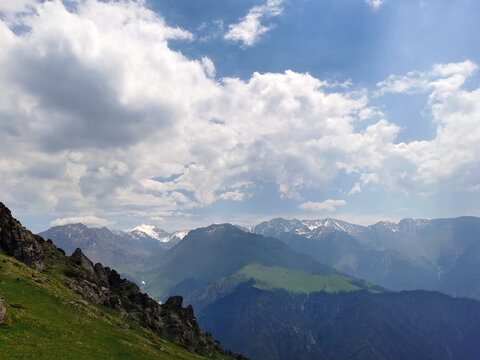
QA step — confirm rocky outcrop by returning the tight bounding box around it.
[71,248,96,277]
[62,248,237,354]
[0,202,45,272]
[0,296,6,323]
[162,296,203,347]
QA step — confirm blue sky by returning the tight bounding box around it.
[0,0,480,232]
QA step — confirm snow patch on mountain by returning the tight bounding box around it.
[126,224,171,242]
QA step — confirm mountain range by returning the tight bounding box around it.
[40,215,480,301]
[252,217,480,299]
[138,223,379,301]
[39,223,186,275]
[36,215,480,359]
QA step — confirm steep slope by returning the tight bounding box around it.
[39,223,167,274]
[0,202,246,360]
[196,285,480,360]
[142,224,340,300]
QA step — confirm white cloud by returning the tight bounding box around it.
[347,173,379,194]
[219,190,245,201]
[1,1,480,225]
[224,0,284,47]
[0,0,39,24]
[348,183,362,195]
[360,173,379,185]
[365,0,384,9]
[50,215,115,227]
[378,60,480,187]
[149,216,165,223]
[201,56,216,78]
[376,60,478,96]
[300,200,347,212]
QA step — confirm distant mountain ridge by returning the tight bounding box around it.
[252,216,480,299]
[39,223,167,274]
[139,223,375,301]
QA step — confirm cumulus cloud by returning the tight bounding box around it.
[50,215,115,227]
[1,0,479,225]
[376,60,478,96]
[224,0,284,47]
[377,60,480,187]
[300,200,347,212]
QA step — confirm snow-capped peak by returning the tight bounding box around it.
[171,230,189,240]
[126,224,170,242]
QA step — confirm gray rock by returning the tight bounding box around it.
[94,263,109,288]
[0,297,6,323]
[70,248,95,277]
[0,202,45,272]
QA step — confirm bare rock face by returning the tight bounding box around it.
[0,297,6,323]
[71,248,96,277]
[162,296,203,348]
[0,202,45,272]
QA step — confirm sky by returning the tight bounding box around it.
[1,0,480,232]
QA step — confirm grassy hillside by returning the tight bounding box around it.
[0,250,230,360]
[235,264,364,293]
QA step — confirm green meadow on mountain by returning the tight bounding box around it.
[235,264,367,293]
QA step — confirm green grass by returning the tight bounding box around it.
[235,264,363,294]
[0,250,230,360]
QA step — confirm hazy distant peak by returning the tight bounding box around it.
[202,223,240,234]
[252,217,364,238]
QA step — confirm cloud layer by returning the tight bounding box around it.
[50,215,115,227]
[0,0,479,225]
